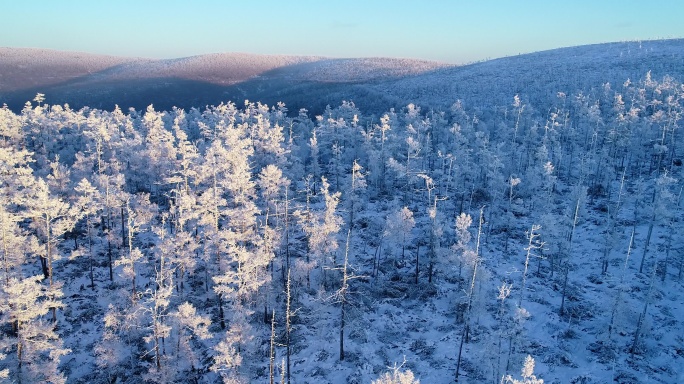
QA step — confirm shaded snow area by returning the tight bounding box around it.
[288,58,448,83]
[0,41,683,384]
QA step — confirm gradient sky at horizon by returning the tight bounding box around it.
[2,0,682,64]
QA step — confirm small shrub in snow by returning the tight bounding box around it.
[372,361,419,384]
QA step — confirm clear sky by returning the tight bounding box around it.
[2,0,682,64]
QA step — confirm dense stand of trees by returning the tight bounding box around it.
[0,69,682,383]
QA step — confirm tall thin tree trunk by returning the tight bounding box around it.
[285,188,291,281]
[121,206,126,246]
[631,260,658,355]
[519,225,541,308]
[609,229,634,339]
[46,217,57,323]
[661,219,673,282]
[456,207,484,381]
[339,229,351,361]
[560,197,581,316]
[639,216,655,274]
[108,240,113,282]
[269,309,276,384]
[88,235,94,289]
[415,245,420,284]
[286,270,292,384]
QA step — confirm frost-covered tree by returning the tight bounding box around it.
[212,308,249,384]
[115,193,156,299]
[0,275,70,383]
[24,177,79,321]
[426,194,447,283]
[333,229,363,361]
[73,178,102,289]
[96,297,144,382]
[213,153,270,308]
[165,108,200,234]
[93,170,127,282]
[519,225,543,308]
[348,159,367,227]
[559,186,586,317]
[0,204,29,286]
[387,135,423,204]
[258,163,290,284]
[143,224,174,378]
[250,106,287,169]
[140,105,176,196]
[368,112,394,192]
[503,176,522,253]
[455,208,484,381]
[0,146,35,204]
[299,177,342,287]
[452,212,475,279]
[494,282,513,383]
[503,355,543,384]
[384,206,415,263]
[638,171,678,274]
[258,165,289,219]
[172,302,211,371]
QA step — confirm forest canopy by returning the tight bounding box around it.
[0,69,683,383]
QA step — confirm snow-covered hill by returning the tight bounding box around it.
[3,40,683,115]
[0,48,446,112]
[376,39,684,110]
[0,40,683,384]
[0,47,138,91]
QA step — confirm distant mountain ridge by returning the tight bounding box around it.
[1,39,683,114]
[0,48,447,112]
[0,47,137,92]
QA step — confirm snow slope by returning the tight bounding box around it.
[0,47,137,92]
[3,40,683,115]
[1,39,683,384]
[375,39,684,110]
[0,48,446,112]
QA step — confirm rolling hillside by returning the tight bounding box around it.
[0,48,446,113]
[2,40,684,116]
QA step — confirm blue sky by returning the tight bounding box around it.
[2,0,682,63]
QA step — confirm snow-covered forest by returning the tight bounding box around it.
[1,50,684,383]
